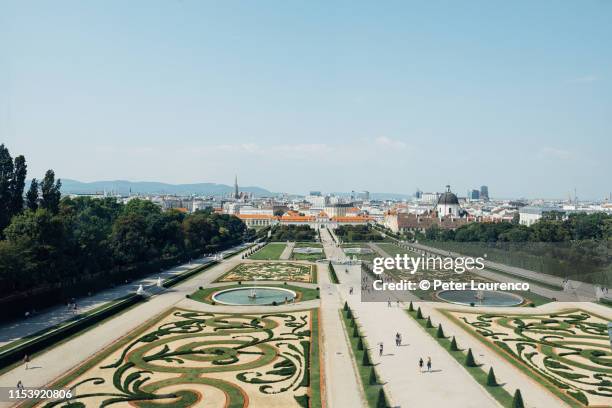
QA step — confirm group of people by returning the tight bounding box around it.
[419,357,433,372]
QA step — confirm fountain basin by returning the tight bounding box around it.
[436,289,523,307]
[212,287,297,306]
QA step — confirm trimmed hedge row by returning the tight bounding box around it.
[0,293,143,369]
[162,261,218,288]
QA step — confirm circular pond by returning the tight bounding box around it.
[212,287,297,306]
[436,290,523,307]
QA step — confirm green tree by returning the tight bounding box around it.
[26,179,39,211]
[10,155,27,216]
[0,145,28,233]
[40,170,62,214]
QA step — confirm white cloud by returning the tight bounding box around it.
[539,147,572,160]
[374,136,407,149]
[568,75,599,84]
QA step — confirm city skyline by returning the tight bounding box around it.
[2,1,611,199]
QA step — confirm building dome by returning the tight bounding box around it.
[437,190,459,205]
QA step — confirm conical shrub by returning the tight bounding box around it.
[416,307,423,319]
[376,388,389,408]
[436,324,445,338]
[487,367,498,386]
[426,316,433,328]
[369,367,378,385]
[408,301,414,312]
[343,301,348,311]
[362,350,372,366]
[357,336,364,350]
[512,389,524,408]
[353,325,359,338]
[450,336,459,351]
[465,348,477,367]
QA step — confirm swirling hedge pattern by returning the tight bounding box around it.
[31,309,316,408]
[218,262,314,283]
[454,309,611,406]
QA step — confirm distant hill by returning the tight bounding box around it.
[54,179,276,197]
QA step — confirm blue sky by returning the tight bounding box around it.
[1,1,611,199]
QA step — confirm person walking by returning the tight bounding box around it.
[17,380,24,390]
[23,354,30,370]
[427,356,432,372]
[419,357,424,372]
[379,343,384,357]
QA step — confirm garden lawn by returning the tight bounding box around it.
[249,243,286,260]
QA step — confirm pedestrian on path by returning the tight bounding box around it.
[427,357,432,372]
[387,299,391,307]
[23,354,30,370]
[17,380,24,389]
[419,357,424,372]
[379,343,384,357]
[395,332,401,346]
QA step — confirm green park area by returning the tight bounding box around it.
[22,308,321,408]
[445,308,612,407]
[217,262,316,283]
[249,243,287,260]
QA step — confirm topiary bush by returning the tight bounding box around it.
[369,367,378,385]
[436,324,445,338]
[512,389,524,408]
[426,316,433,328]
[487,367,498,386]
[450,336,459,351]
[465,348,477,367]
[416,307,423,319]
[362,350,372,366]
[376,387,389,408]
[408,301,414,312]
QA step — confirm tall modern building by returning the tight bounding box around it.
[470,189,480,200]
[480,185,489,201]
[234,175,240,199]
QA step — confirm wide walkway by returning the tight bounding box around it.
[0,245,249,348]
[321,230,499,408]
[279,242,295,260]
[316,258,366,408]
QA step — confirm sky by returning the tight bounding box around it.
[1,1,611,199]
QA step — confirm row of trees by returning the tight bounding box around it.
[269,225,316,241]
[0,144,247,299]
[335,225,384,242]
[423,213,612,243]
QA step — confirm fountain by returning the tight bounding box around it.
[212,287,297,306]
[436,289,523,307]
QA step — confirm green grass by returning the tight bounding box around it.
[406,309,515,407]
[340,308,382,408]
[310,310,323,408]
[190,283,320,304]
[250,243,287,260]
